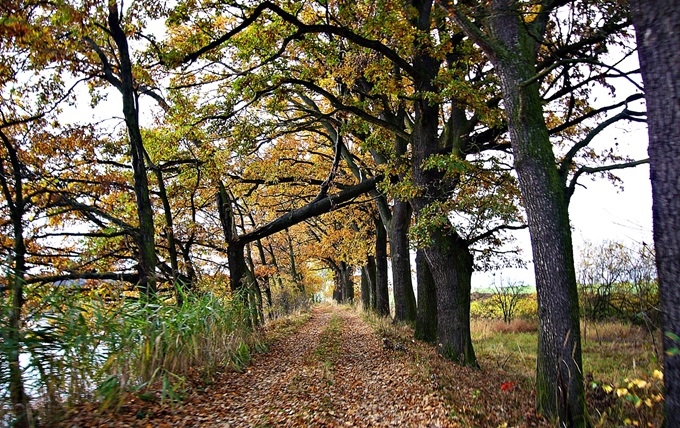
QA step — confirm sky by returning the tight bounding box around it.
[472,109,652,290]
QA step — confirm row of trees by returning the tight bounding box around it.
[2,0,678,426]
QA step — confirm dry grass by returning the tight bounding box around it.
[471,318,538,337]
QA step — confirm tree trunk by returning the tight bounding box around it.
[366,255,377,310]
[425,232,477,366]
[8,231,29,428]
[0,132,30,427]
[361,265,371,311]
[341,261,354,303]
[333,277,342,303]
[630,2,680,424]
[375,216,390,316]
[406,0,476,365]
[217,182,248,293]
[481,2,586,423]
[246,244,265,325]
[415,249,437,343]
[155,167,184,303]
[255,239,274,317]
[227,241,249,293]
[107,2,157,298]
[391,199,417,323]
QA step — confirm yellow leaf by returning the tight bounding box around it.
[631,379,648,389]
[616,388,628,397]
[653,369,663,380]
[602,384,613,394]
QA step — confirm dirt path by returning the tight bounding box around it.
[64,304,455,427]
[60,304,551,427]
[185,304,452,427]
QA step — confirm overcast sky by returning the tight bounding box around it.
[473,115,652,290]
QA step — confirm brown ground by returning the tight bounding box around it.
[60,304,548,427]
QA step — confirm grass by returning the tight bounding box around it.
[313,314,343,374]
[471,317,664,426]
[472,318,661,384]
[1,285,313,426]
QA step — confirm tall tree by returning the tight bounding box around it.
[629,1,680,424]
[449,2,587,423]
[447,0,641,424]
[88,1,158,297]
[0,128,31,428]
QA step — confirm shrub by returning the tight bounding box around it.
[0,285,262,423]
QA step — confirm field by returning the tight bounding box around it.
[469,293,664,427]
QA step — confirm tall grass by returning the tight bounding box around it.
[0,286,263,424]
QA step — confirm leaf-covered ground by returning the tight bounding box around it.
[60,304,550,427]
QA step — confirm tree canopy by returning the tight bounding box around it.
[1,0,663,426]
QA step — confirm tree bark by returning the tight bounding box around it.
[341,261,354,303]
[366,255,378,310]
[375,216,390,316]
[361,265,371,311]
[415,249,438,343]
[629,2,680,424]
[408,0,477,366]
[391,199,417,323]
[245,244,265,325]
[449,1,587,422]
[254,239,274,316]
[154,167,184,302]
[426,232,477,366]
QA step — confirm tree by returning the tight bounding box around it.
[85,1,159,298]
[629,2,680,424]
[167,0,522,366]
[491,279,527,323]
[447,0,643,424]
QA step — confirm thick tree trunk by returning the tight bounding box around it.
[227,242,249,293]
[425,232,477,366]
[331,261,353,303]
[375,217,390,316]
[630,2,680,424]
[407,0,476,365]
[410,69,476,363]
[415,249,437,343]
[391,199,417,323]
[361,266,371,311]
[107,3,157,298]
[217,182,248,293]
[333,278,342,303]
[483,2,586,423]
